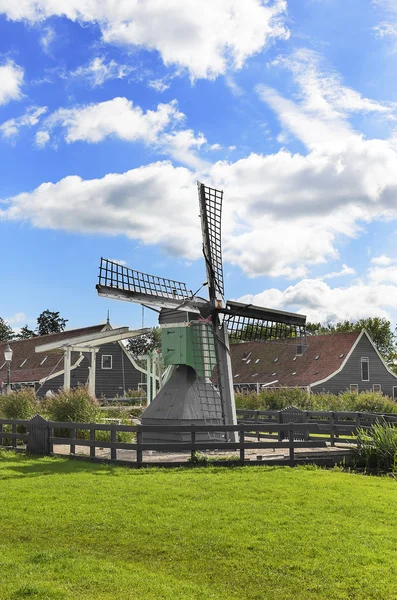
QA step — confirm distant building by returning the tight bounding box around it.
[231,330,397,398]
[0,323,146,398]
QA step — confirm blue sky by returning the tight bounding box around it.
[1,0,397,332]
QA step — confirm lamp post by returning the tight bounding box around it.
[4,343,13,394]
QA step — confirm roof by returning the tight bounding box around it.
[0,325,106,384]
[230,331,362,387]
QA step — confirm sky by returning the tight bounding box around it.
[1,0,397,333]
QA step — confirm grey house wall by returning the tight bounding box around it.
[311,334,397,397]
[38,343,144,398]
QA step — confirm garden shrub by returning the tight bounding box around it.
[44,387,98,439]
[235,388,397,413]
[0,388,39,420]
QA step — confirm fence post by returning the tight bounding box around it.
[136,425,142,467]
[27,415,50,456]
[111,427,117,460]
[277,411,283,442]
[90,428,96,459]
[239,427,245,463]
[288,427,294,462]
[190,425,196,461]
[330,412,335,447]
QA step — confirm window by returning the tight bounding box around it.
[40,356,48,365]
[272,372,277,376]
[339,353,345,358]
[292,372,297,375]
[361,357,369,381]
[315,355,320,360]
[293,356,297,362]
[274,358,279,363]
[101,355,112,369]
[255,359,260,364]
[373,384,381,393]
[394,387,397,401]
[20,359,27,367]
[350,384,358,393]
[296,344,303,356]
[234,374,240,378]
[246,359,251,364]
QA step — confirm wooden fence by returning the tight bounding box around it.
[0,415,351,467]
[236,408,397,445]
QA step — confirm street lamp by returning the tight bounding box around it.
[4,343,13,394]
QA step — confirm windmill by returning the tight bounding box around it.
[96,182,306,442]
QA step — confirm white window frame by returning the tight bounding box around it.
[373,384,381,393]
[20,359,27,368]
[350,384,358,393]
[101,355,113,370]
[361,357,369,382]
[393,387,397,401]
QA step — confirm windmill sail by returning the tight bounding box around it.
[97,258,207,312]
[197,182,224,302]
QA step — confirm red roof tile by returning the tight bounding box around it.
[230,331,361,387]
[0,325,106,385]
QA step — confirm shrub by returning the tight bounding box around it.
[0,388,39,420]
[44,386,98,423]
[354,422,397,471]
[44,387,98,439]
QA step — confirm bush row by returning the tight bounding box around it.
[0,387,134,442]
[235,388,397,414]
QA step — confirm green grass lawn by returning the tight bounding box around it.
[1,453,397,600]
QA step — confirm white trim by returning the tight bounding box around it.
[119,341,159,381]
[20,359,27,367]
[350,384,358,392]
[310,330,397,388]
[361,356,369,381]
[101,355,113,370]
[38,355,85,384]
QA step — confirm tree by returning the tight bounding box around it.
[0,318,14,342]
[15,325,37,340]
[36,310,68,336]
[127,327,161,358]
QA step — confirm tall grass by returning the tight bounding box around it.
[355,422,397,471]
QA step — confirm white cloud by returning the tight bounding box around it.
[160,129,209,169]
[35,130,50,147]
[39,97,184,145]
[6,312,27,326]
[371,254,393,266]
[271,49,396,121]
[0,106,47,139]
[368,264,397,285]
[0,0,289,79]
[109,258,127,266]
[40,26,55,54]
[321,264,356,280]
[238,279,397,324]
[0,162,202,259]
[148,79,170,93]
[0,60,24,105]
[70,57,133,87]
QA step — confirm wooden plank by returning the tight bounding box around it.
[0,432,28,440]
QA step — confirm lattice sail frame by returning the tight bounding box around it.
[198,182,224,301]
[222,313,306,344]
[98,258,191,300]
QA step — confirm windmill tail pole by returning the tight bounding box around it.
[214,322,238,442]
